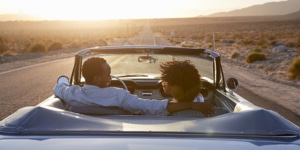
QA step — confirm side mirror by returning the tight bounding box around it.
[226,78,238,90]
[57,75,69,85]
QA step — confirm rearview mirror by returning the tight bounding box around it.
[138,55,157,63]
[57,75,69,85]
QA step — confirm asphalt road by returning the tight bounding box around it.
[0,24,299,126]
[0,58,73,119]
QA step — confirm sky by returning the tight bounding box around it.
[0,0,285,20]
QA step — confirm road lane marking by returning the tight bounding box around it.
[152,35,156,46]
[139,37,143,45]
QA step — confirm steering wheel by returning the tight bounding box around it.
[111,75,128,91]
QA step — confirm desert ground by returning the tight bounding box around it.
[0,18,299,125]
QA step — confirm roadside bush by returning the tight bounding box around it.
[241,39,254,46]
[70,41,82,48]
[270,40,278,46]
[22,41,32,53]
[191,35,204,40]
[48,42,63,51]
[261,44,269,49]
[287,57,300,80]
[246,52,267,63]
[175,41,181,45]
[97,39,108,46]
[30,43,46,53]
[181,43,194,48]
[230,51,240,59]
[233,33,243,39]
[256,39,267,46]
[0,36,9,54]
[223,39,235,45]
[267,35,276,41]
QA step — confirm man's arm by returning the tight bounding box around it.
[53,83,69,100]
[166,102,214,116]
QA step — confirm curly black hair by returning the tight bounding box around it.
[82,57,107,84]
[160,60,201,102]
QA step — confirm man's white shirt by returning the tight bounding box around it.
[53,83,169,115]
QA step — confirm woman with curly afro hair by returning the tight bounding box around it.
[160,60,204,103]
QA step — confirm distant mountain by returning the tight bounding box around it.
[207,0,300,17]
[0,14,44,21]
[284,10,300,19]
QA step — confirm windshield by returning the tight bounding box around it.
[81,53,214,80]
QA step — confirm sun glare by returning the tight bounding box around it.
[16,0,173,20]
[2,0,286,20]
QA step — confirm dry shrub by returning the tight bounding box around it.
[71,41,83,48]
[230,51,240,59]
[270,40,279,46]
[267,35,276,41]
[241,39,254,46]
[181,43,194,48]
[246,52,267,63]
[222,39,235,45]
[233,33,243,39]
[261,44,269,49]
[48,42,63,51]
[97,39,108,46]
[0,36,10,54]
[174,41,181,45]
[288,57,300,80]
[191,35,204,40]
[256,39,267,46]
[30,43,46,53]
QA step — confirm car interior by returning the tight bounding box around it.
[42,76,230,117]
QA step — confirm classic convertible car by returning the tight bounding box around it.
[0,46,299,149]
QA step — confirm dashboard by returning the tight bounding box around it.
[110,77,214,101]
